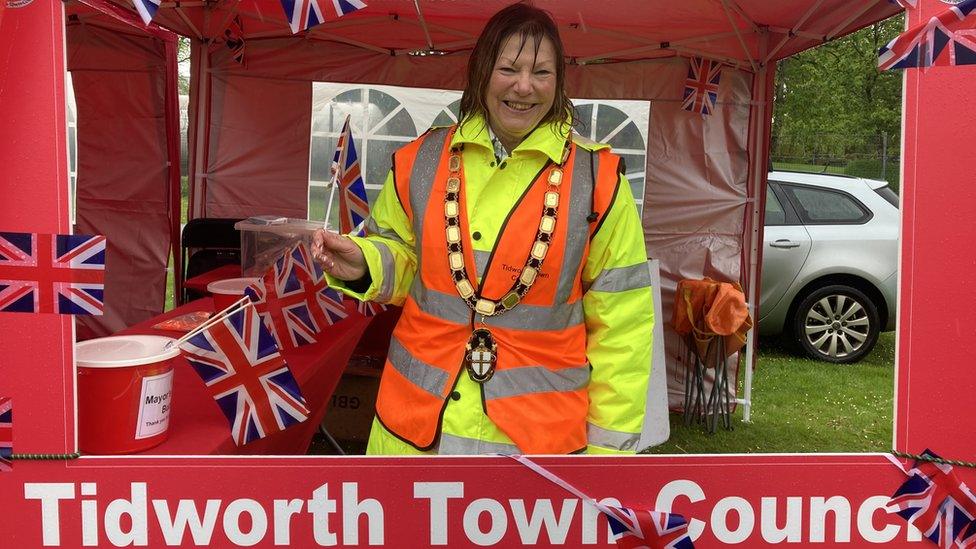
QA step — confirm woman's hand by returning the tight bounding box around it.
[311,229,367,281]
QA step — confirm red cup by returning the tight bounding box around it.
[208,277,261,312]
[75,335,179,454]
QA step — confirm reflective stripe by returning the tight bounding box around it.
[484,365,589,400]
[588,262,652,293]
[554,149,595,304]
[411,283,584,331]
[410,283,471,325]
[409,127,450,269]
[485,299,583,331]
[586,422,640,452]
[374,240,396,302]
[438,432,520,455]
[387,337,450,397]
[365,217,406,245]
[474,249,490,278]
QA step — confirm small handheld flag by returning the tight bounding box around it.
[179,304,310,446]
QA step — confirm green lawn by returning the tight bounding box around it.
[643,331,895,454]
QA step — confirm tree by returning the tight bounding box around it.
[772,15,904,172]
[178,37,191,95]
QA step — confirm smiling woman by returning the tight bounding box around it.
[311,2,655,456]
[458,5,568,152]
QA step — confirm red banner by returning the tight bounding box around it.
[1,1,974,547]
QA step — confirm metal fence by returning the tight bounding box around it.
[769,131,901,191]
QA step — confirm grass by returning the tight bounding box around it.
[643,331,895,455]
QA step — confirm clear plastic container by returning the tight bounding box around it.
[235,218,323,277]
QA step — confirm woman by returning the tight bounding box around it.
[313,2,653,455]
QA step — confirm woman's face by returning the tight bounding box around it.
[485,34,557,149]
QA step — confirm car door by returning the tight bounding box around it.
[760,182,812,319]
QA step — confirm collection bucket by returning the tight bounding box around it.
[208,277,260,311]
[76,335,179,454]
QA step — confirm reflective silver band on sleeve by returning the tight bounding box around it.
[373,240,397,303]
[437,432,521,455]
[365,217,407,246]
[588,262,653,293]
[387,337,450,397]
[484,365,590,400]
[586,422,640,452]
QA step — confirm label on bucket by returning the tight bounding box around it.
[135,370,174,440]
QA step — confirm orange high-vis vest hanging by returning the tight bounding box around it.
[373,126,623,454]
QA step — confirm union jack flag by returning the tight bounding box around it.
[887,450,976,548]
[245,243,346,350]
[958,521,976,548]
[333,116,371,235]
[223,15,246,66]
[0,231,105,315]
[605,505,694,549]
[179,305,310,446]
[0,398,11,472]
[682,57,722,115]
[286,242,352,323]
[879,0,976,70]
[279,0,368,34]
[131,0,161,26]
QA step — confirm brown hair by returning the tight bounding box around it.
[458,2,573,136]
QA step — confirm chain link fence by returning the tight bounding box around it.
[770,132,901,192]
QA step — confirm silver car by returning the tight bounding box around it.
[759,171,899,363]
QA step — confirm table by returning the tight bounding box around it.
[119,298,372,455]
[182,264,241,294]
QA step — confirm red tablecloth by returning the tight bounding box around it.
[118,298,371,455]
[182,264,241,293]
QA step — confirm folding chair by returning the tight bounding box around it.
[672,278,753,433]
[180,218,244,304]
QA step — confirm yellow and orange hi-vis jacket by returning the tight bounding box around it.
[328,114,653,455]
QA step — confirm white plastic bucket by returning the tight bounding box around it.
[76,335,179,454]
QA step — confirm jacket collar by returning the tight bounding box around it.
[451,113,570,164]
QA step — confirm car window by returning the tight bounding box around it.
[781,184,871,224]
[875,186,900,208]
[764,185,787,226]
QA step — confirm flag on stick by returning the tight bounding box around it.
[245,243,347,350]
[179,304,310,446]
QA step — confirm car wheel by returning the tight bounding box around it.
[791,285,880,363]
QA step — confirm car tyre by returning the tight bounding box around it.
[791,285,880,363]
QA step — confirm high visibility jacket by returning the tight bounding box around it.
[330,115,654,454]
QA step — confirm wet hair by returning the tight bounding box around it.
[458,2,573,136]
